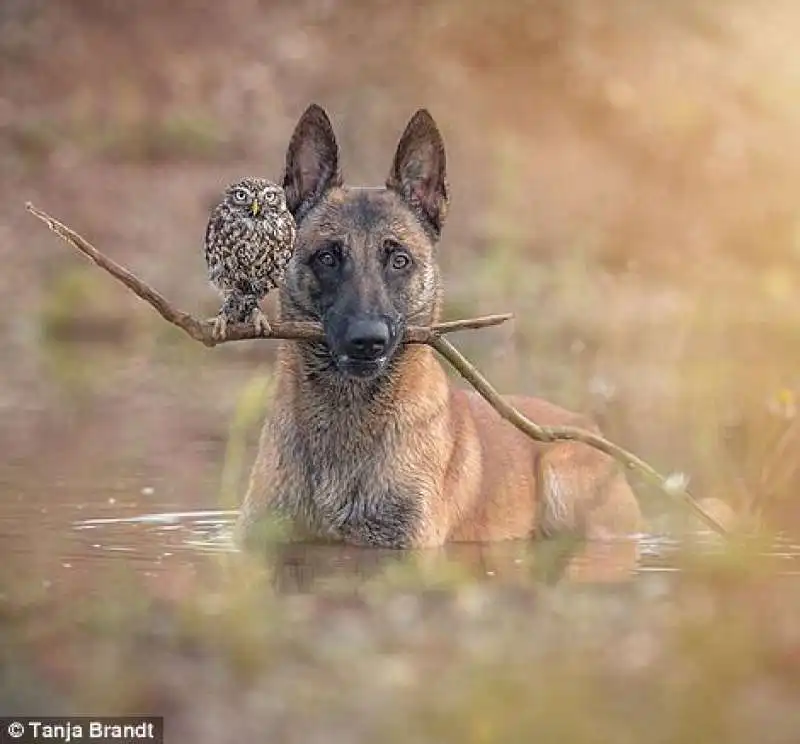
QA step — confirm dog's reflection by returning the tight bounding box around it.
[267,537,640,594]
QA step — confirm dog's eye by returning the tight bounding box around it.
[389,250,411,271]
[314,246,340,269]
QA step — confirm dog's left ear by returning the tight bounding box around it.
[387,110,449,237]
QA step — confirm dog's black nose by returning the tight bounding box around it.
[343,319,390,361]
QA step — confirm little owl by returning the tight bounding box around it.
[204,177,296,339]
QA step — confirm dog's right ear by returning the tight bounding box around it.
[282,104,343,221]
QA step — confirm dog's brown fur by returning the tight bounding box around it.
[237,104,642,549]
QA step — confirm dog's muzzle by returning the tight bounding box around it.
[330,316,401,379]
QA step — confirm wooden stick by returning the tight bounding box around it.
[25,202,510,347]
[431,337,729,535]
[26,202,729,536]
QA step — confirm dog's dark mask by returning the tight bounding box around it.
[309,238,405,380]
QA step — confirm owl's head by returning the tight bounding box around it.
[224,177,287,217]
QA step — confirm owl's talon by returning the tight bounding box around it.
[211,314,229,341]
[251,308,273,337]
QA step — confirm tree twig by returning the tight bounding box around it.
[25,202,510,346]
[431,337,728,536]
[26,201,729,536]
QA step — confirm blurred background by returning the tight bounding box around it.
[3,2,800,740]
[3,0,800,529]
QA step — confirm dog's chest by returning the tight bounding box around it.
[280,416,420,547]
[302,422,390,511]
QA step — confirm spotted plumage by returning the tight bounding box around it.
[204,177,296,339]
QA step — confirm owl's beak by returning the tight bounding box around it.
[250,200,260,217]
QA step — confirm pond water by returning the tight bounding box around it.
[4,458,800,743]
[3,466,800,599]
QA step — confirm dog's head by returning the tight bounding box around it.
[278,104,450,380]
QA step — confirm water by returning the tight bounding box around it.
[4,466,800,744]
[3,467,800,597]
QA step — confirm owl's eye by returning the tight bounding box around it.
[263,190,281,206]
[233,188,250,204]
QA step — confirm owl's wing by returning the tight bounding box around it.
[275,212,297,247]
[204,212,228,284]
[204,217,217,262]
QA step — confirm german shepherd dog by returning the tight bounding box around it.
[237,104,642,548]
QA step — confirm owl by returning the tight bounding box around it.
[204,176,296,339]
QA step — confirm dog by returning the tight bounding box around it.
[236,104,643,549]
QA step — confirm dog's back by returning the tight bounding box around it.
[237,104,642,548]
[447,391,642,541]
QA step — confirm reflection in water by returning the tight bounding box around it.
[267,537,643,593]
[71,509,645,590]
[2,472,799,600]
[67,510,800,592]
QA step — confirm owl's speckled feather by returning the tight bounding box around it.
[204,176,296,338]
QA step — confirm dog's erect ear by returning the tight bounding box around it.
[386,109,449,237]
[282,104,343,220]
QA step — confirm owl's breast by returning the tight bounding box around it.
[230,222,265,261]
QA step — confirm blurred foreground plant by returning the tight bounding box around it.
[218,373,275,511]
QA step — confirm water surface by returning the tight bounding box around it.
[3,466,799,599]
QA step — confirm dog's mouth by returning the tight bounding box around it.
[333,353,391,380]
[322,315,404,380]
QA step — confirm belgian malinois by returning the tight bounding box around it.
[237,104,642,548]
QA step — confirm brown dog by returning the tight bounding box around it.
[236,104,642,548]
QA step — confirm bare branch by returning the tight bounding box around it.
[431,337,729,536]
[27,201,729,536]
[25,202,511,347]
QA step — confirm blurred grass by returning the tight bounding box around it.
[1,537,798,742]
[6,113,236,166]
[217,373,275,510]
[39,265,130,341]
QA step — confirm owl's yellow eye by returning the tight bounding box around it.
[233,188,250,204]
[263,190,280,206]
